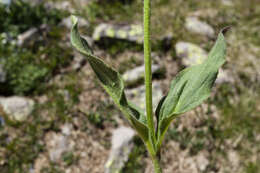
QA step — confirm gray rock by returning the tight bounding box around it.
[45,132,69,162]
[0,63,6,83]
[175,42,208,66]
[17,24,48,46]
[125,82,163,111]
[45,0,92,13]
[0,0,11,5]
[215,69,233,84]
[45,1,73,12]
[22,0,43,6]
[185,17,215,38]
[175,41,231,84]
[93,23,143,43]
[1,0,43,6]
[221,0,234,6]
[228,150,240,168]
[195,153,209,172]
[123,64,163,86]
[61,123,73,136]
[0,96,35,122]
[105,126,135,173]
[189,9,218,19]
[17,28,37,46]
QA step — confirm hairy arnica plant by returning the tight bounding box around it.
[70,0,227,172]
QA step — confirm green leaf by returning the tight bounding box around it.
[155,95,166,138]
[70,16,149,142]
[156,32,226,148]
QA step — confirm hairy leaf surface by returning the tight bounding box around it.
[70,16,148,142]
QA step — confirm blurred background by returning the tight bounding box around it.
[0,0,259,172]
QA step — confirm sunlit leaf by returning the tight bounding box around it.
[156,32,226,149]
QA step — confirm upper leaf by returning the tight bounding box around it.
[156,32,226,148]
[70,16,149,142]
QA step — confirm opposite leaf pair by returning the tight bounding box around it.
[70,16,226,153]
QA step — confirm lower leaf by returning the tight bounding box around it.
[70,16,149,142]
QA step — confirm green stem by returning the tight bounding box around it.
[144,0,162,172]
[144,0,155,142]
[151,155,163,173]
[147,143,163,173]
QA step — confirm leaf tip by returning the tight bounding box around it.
[71,15,78,26]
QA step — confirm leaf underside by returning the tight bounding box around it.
[70,16,149,142]
[156,32,226,148]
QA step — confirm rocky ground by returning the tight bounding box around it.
[0,0,260,173]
